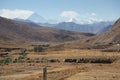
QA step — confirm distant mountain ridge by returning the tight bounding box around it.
[53,21,114,34]
[13,14,114,34]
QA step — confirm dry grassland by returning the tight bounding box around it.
[0,49,120,80]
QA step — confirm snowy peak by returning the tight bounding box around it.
[27,13,46,23]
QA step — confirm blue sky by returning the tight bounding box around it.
[0,0,120,23]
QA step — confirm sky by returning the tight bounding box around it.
[0,0,120,24]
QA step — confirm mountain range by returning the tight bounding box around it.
[13,13,114,34]
[14,19,114,34]
[0,16,119,51]
[0,16,94,42]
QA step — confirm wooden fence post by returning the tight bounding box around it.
[43,66,47,80]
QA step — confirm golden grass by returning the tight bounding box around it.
[27,49,120,58]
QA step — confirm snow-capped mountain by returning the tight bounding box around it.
[27,13,46,23]
[13,13,115,34]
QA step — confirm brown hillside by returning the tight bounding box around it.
[0,17,94,43]
[82,18,120,45]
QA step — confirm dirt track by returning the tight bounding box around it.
[0,65,80,80]
[1,63,120,80]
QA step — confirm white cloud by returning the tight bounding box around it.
[60,11,79,20]
[91,13,96,16]
[87,17,103,24]
[0,9,34,19]
[88,13,103,23]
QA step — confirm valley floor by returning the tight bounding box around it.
[0,49,120,80]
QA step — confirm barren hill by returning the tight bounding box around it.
[82,18,120,46]
[57,18,120,51]
[0,17,94,43]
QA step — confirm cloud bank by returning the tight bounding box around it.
[0,9,103,24]
[60,11,103,24]
[0,9,34,19]
[60,11,79,20]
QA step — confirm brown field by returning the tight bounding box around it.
[0,49,120,80]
